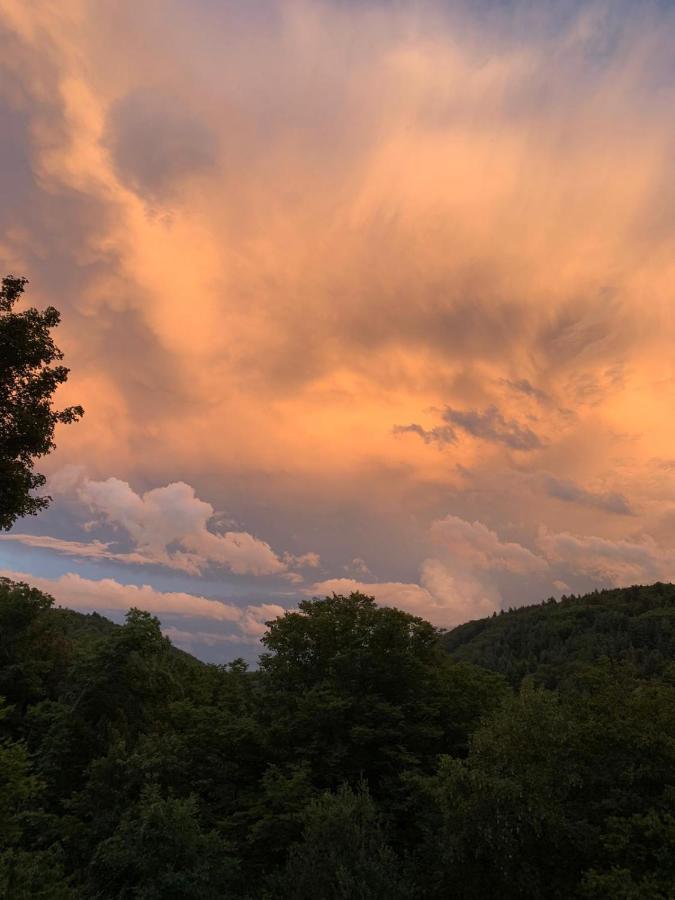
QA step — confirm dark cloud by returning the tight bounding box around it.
[392,423,456,446]
[104,88,219,201]
[442,405,544,450]
[543,475,634,516]
[394,405,544,451]
[501,378,550,404]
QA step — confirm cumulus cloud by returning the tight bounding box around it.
[74,477,285,575]
[429,515,549,574]
[538,528,675,587]
[6,476,292,577]
[304,514,674,628]
[307,513,550,625]
[0,567,285,641]
[306,572,500,628]
[542,475,634,516]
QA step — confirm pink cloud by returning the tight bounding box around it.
[0,567,285,643]
[429,515,548,574]
[538,528,675,586]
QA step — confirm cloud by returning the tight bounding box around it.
[73,477,287,576]
[538,528,675,587]
[307,513,549,625]
[104,88,219,202]
[543,475,634,516]
[305,572,499,628]
[348,557,371,576]
[394,406,543,451]
[160,626,253,649]
[5,474,317,579]
[9,475,290,577]
[0,533,154,567]
[0,567,285,641]
[429,515,549,574]
[5,0,673,486]
[441,406,544,451]
[0,534,115,559]
[2,0,675,624]
[392,423,456,447]
[283,551,321,568]
[500,379,550,405]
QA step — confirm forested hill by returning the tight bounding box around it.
[440,581,675,687]
[2,577,675,898]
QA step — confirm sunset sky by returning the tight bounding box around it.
[2,0,675,661]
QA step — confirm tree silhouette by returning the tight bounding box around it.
[0,276,83,530]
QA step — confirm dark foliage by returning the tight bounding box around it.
[0,579,674,897]
[0,276,83,530]
[441,581,675,687]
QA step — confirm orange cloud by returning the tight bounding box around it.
[2,1,675,634]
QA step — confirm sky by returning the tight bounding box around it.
[1,0,675,662]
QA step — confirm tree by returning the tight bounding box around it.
[0,699,73,899]
[0,275,83,530]
[88,785,238,899]
[269,784,412,900]
[259,593,442,787]
[258,593,505,793]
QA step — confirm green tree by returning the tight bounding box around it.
[0,699,73,899]
[0,578,68,719]
[259,593,505,791]
[259,592,443,788]
[580,811,675,899]
[88,784,237,899]
[0,275,83,530]
[269,783,411,900]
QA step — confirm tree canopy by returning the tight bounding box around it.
[0,581,674,897]
[0,276,83,530]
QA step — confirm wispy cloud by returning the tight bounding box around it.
[442,407,544,451]
[500,379,550,405]
[542,475,634,516]
[392,423,456,447]
[394,406,543,451]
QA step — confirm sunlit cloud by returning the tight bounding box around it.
[538,528,675,586]
[4,474,315,577]
[1,0,675,654]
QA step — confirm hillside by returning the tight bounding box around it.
[441,581,675,687]
[48,605,202,667]
[1,578,674,898]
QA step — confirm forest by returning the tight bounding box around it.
[1,579,674,898]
